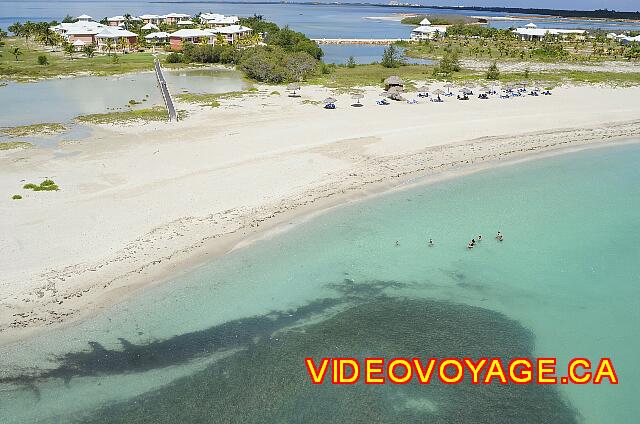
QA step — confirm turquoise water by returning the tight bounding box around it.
[1,142,639,422]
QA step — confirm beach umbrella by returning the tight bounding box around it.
[460,88,473,95]
[444,83,454,93]
[387,86,403,94]
[433,89,444,95]
[351,93,364,104]
[323,97,337,104]
[417,85,430,93]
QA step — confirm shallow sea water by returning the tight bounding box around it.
[0,142,638,423]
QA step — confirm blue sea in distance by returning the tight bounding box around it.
[3,0,640,34]
[0,142,638,423]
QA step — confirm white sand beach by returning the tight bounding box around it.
[1,83,640,345]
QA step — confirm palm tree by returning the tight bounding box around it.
[104,38,114,56]
[83,44,96,58]
[63,42,75,59]
[11,47,23,61]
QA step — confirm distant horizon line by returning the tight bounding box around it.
[148,1,640,15]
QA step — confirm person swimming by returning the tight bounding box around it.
[467,241,474,249]
[395,240,400,246]
[496,231,503,241]
[477,235,482,241]
[428,238,434,247]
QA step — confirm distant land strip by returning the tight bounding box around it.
[151,1,640,20]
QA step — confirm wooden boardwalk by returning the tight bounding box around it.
[312,38,409,45]
[154,59,178,122]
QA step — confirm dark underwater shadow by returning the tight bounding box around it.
[3,279,579,424]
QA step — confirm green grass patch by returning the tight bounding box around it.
[2,122,66,137]
[0,141,33,150]
[0,38,190,81]
[76,107,187,124]
[23,179,59,191]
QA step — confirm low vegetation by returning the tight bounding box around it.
[23,179,59,191]
[398,25,640,63]
[401,14,483,26]
[12,194,22,200]
[76,107,186,125]
[176,91,253,107]
[2,122,66,137]
[0,141,33,150]
[165,17,322,83]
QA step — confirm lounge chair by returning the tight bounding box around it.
[430,96,443,103]
[376,99,390,105]
[407,99,418,104]
[324,103,336,109]
[457,95,469,101]
[417,93,429,98]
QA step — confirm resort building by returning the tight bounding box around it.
[51,20,106,38]
[200,13,240,27]
[169,26,253,50]
[513,23,586,41]
[107,16,127,27]
[76,14,93,22]
[139,14,164,25]
[177,20,195,27]
[214,25,253,44]
[169,29,212,50]
[95,27,139,52]
[141,22,160,32]
[145,31,170,44]
[410,25,446,41]
[164,13,192,25]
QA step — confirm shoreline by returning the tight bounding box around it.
[2,133,639,348]
[2,83,640,346]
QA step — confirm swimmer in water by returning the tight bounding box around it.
[428,238,434,247]
[395,240,400,246]
[477,235,482,241]
[467,241,474,249]
[496,231,503,241]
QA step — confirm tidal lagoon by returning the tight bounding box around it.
[1,142,638,423]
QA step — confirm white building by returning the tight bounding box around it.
[145,31,170,44]
[140,14,164,25]
[169,26,253,49]
[164,13,192,25]
[107,16,127,27]
[411,25,446,41]
[141,22,160,31]
[513,23,586,41]
[200,13,240,27]
[76,14,93,22]
[95,27,139,52]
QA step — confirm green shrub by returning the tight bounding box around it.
[37,55,49,65]
[165,52,184,63]
[381,45,403,68]
[23,179,59,192]
[347,56,356,68]
[486,61,500,80]
[12,194,22,200]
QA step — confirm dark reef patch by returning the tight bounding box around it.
[75,296,578,424]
